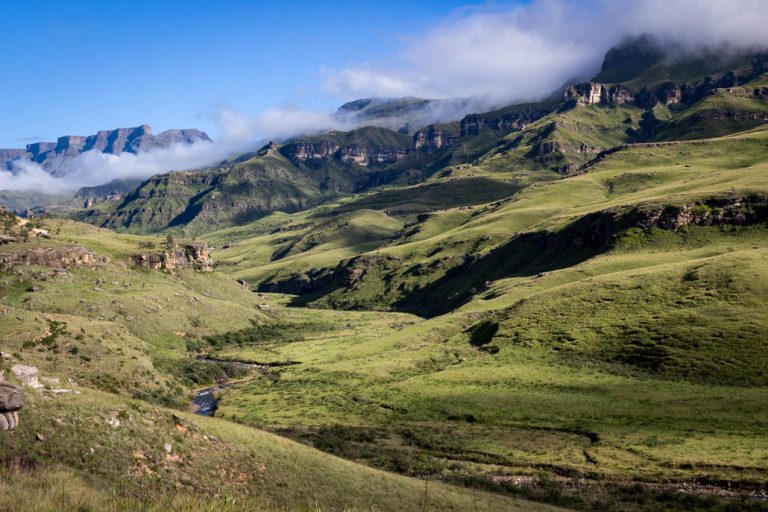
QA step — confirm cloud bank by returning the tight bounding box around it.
[322,0,768,103]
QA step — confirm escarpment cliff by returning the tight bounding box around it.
[459,106,550,137]
[281,141,409,167]
[279,127,412,168]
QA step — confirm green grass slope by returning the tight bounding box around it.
[0,388,551,511]
[653,89,768,141]
[188,126,768,511]
[0,218,555,511]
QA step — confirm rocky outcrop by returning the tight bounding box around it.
[338,145,408,165]
[636,82,684,108]
[538,141,602,155]
[0,246,105,271]
[563,83,635,106]
[563,83,604,105]
[634,196,768,231]
[132,242,213,272]
[459,109,546,137]
[281,141,340,162]
[412,126,458,152]
[634,72,755,109]
[0,125,211,174]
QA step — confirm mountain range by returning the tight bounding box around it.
[67,40,768,234]
[0,124,210,175]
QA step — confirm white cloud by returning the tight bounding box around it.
[322,0,768,102]
[0,160,62,194]
[215,106,336,143]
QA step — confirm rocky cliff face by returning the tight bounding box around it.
[280,140,409,167]
[131,242,213,272]
[538,141,602,156]
[563,75,758,111]
[412,126,458,152]
[634,196,768,231]
[0,125,211,174]
[459,108,547,137]
[338,145,408,165]
[563,83,635,106]
[281,141,340,162]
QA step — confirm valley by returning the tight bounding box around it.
[1,33,768,511]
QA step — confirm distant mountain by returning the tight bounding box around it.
[0,124,211,176]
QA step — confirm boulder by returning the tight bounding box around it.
[11,365,42,389]
[0,382,24,432]
[0,383,24,411]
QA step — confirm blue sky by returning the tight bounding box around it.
[0,0,507,147]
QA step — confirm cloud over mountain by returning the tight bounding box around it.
[321,0,768,103]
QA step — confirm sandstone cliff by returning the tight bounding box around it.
[131,242,213,272]
[459,107,548,137]
[279,127,412,168]
[412,125,459,152]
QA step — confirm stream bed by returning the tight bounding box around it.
[190,356,298,416]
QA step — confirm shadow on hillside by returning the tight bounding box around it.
[393,211,620,317]
[331,177,523,216]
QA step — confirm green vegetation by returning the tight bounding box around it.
[2,40,768,511]
[654,90,768,141]
[197,126,768,510]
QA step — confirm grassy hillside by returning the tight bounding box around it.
[186,126,768,510]
[0,388,552,512]
[653,89,768,141]
[0,217,554,511]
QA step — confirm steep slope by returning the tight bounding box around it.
[262,127,768,314]
[86,118,549,234]
[653,86,768,141]
[78,148,326,234]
